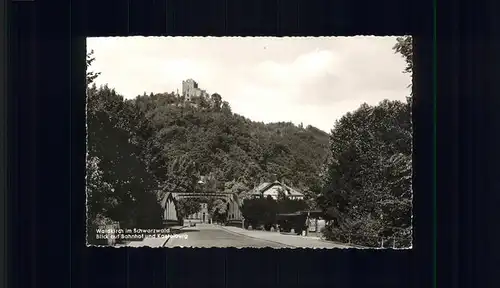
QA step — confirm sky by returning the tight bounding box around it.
[87,36,411,133]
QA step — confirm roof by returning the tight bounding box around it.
[255,182,272,193]
[245,181,305,197]
[241,182,272,197]
[284,185,304,196]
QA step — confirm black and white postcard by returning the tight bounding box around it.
[85,36,413,249]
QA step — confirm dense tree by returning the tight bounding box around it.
[86,52,163,239]
[208,198,228,223]
[241,198,269,228]
[86,155,116,244]
[87,85,163,228]
[393,36,413,75]
[86,50,101,86]
[176,198,202,220]
[161,155,199,193]
[315,37,413,247]
[393,35,413,97]
[277,198,309,214]
[319,100,412,247]
[223,180,250,195]
[210,93,222,110]
[86,156,117,221]
[221,101,232,114]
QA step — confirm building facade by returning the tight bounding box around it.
[186,202,209,223]
[182,79,209,101]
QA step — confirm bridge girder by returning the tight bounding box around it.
[172,193,236,202]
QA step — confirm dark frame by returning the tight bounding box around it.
[6,0,479,286]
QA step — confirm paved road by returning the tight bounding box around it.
[164,223,288,248]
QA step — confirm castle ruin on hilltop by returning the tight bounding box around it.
[182,79,209,101]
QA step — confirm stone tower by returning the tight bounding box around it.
[182,79,198,101]
[181,79,209,101]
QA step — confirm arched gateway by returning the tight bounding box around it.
[160,191,243,227]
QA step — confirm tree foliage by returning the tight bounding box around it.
[86,49,101,86]
[86,155,116,219]
[319,99,412,247]
[241,196,278,228]
[87,84,163,229]
[314,37,414,247]
[209,198,228,214]
[277,198,309,214]
[393,36,413,74]
[393,35,413,97]
[86,52,163,241]
[208,198,228,223]
[176,198,202,220]
[161,155,199,193]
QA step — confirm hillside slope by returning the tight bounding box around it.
[130,92,330,202]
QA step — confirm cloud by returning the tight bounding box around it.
[87,36,411,132]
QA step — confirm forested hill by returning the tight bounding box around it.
[129,91,329,199]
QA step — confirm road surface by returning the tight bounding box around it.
[164,223,288,248]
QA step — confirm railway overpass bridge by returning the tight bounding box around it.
[160,191,241,226]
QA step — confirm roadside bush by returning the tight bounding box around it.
[241,196,277,227]
[277,198,308,214]
[242,197,310,230]
[321,217,385,247]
